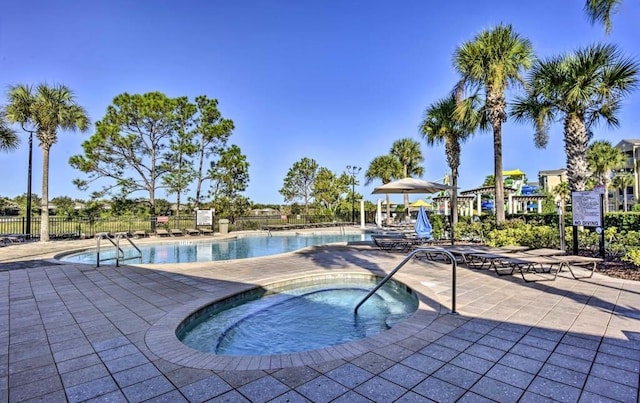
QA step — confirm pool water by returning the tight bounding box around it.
[178,277,418,355]
[60,233,371,264]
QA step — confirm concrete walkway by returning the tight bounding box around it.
[1,237,639,402]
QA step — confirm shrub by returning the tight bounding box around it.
[622,248,640,266]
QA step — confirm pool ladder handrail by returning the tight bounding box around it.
[354,247,457,315]
[95,232,142,267]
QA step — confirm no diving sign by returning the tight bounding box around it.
[571,191,602,227]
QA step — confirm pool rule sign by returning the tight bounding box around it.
[196,209,215,231]
[571,190,605,257]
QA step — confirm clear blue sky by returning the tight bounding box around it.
[1,1,639,205]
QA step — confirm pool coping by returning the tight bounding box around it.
[145,271,442,370]
[52,229,372,263]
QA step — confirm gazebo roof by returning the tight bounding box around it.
[432,195,476,201]
[460,186,517,196]
[511,195,546,202]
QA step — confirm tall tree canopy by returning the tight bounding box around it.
[0,112,19,152]
[365,155,403,225]
[512,44,638,193]
[70,92,178,216]
[162,97,197,216]
[390,138,424,221]
[279,157,319,215]
[312,167,350,216]
[70,92,234,218]
[192,96,234,208]
[5,83,89,241]
[209,144,250,222]
[454,24,534,224]
[421,95,476,226]
[586,140,626,211]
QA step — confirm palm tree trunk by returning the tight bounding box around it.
[404,193,409,222]
[195,144,205,209]
[451,169,459,226]
[493,122,505,224]
[40,145,50,242]
[564,114,590,191]
[385,194,391,225]
[487,90,506,224]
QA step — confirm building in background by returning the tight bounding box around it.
[538,169,567,195]
[614,139,640,210]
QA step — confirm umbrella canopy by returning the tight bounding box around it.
[503,169,525,177]
[371,177,452,194]
[414,206,432,239]
[409,199,431,208]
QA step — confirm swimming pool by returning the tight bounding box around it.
[59,233,372,264]
[177,274,418,355]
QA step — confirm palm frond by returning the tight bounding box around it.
[584,0,623,33]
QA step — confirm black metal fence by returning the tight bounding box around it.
[0,212,379,238]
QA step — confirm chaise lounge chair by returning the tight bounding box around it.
[372,234,416,253]
[170,228,184,237]
[133,230,148,239]
[185,228,200,236]
[156,228,170,237]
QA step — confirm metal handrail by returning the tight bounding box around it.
[115,232,142,266]
[354,247,457,315]
[96,232,123,267]
[95,232,142,267]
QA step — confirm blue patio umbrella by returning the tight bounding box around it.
[414,206,432,239]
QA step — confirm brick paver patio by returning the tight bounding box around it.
[1,234,639,402]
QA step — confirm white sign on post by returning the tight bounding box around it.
[196,209,214,226]
[571,191,602,227]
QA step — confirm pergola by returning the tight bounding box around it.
[458,186,547,214]
[432,195,476,216]
[509,195,547,214]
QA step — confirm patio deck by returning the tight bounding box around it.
[1,236,639,402]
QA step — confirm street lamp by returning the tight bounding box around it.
[22,124,35,240]
[346,165,361,223]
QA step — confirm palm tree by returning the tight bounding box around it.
[5,84,89,242]
[586,140,626,211]
[584,0,623,33]
[0,113,19,152]
[454,24,535,225]
[612,172,634,211]
[552,181,571,214]
[365,155,402,225]
[390,138,424,221]
[420,95,476,226]
[512,44,638,196]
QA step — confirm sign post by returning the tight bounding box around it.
[571,190,605,258]
[196,209,215,232]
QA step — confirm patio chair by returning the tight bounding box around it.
[170,228,184,237]
[155,228,170,237]
[133,230,148,239]
[443,245,529,267]
[477,250,598,282]
[521,248,567,257]
[541,255,601,280]
[1,234,26,245]
[372,234,415,253]
[488,254,565,279]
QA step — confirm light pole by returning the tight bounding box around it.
[22,124,35,240]
[346,165,361,223]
